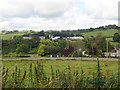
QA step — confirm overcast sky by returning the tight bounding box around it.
[0,0,119,31]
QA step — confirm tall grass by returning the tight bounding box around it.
[2,60,118,89]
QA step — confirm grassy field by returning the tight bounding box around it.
[1,29,118,40]
[82,29,118,38]
[2,60,118,88]
[82,29,119,46]
[2,60,118,76]
[106,38,119,46]
[1,32,25,40]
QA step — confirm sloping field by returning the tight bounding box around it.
[82,29,118,38]
[1,32,25,40]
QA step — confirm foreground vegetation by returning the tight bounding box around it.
[2,60,118,88]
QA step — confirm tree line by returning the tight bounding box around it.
[113,32,120,43]
[1,24,119,36]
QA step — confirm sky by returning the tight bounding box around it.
[0,0,119,31]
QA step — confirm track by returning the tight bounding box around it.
[1,57,119,61]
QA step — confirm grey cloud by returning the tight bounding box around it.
[0,0,73,18]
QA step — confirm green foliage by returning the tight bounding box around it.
[82,29,118,46]
[84,33,114,56]
[2,35,40,56]
[2,28,118,57]
[16,44,29,54]
[61,40,85,57]
[37,44,45,56]
[90,59,105,89]
[37,39,61,56]
[2,60,118,88]
[113,32,120,42]
[72,51,82,57]
[29,47,38,54]
[58,40,68,53]
[67,40,85,51]
[1,32,25,40]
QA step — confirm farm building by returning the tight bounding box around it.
[63,36,84,40]
[104,48,120,57]
[117,48,120,57]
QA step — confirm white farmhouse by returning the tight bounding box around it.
[117,48,120,57]
[104,52,117,57]
[104,48,120,57]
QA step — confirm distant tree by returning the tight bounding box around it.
[73,51,82,57]
[95,33,107,52]
[62,46,74,57]
[58,40,67,54]
[29,30,35,34]
[89,27,95,31]
[113,33,120,42]
[30,36,40,48]
[38,30,45,36]
[86,42,97,56]
[13,30,19,33]
[105,24,118,29]
[37,39,60,56]
[16,44,29,54]
[67,40,85,51]
[97,26,105,30]
[37,44,45,56]
[84,33,113,56]
[2,35,40,55]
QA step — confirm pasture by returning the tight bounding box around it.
[82,29,119,46]
[82,29,118,38]
[2,60,118,74]
[1,32,25,40]
[2,60,118,88]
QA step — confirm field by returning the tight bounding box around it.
[2,60,118,74]
[2,60,118,88]
[1,29,118,40]
[82,29,119,46]
[82,29,118,38]
[1,29,119,46]
[1,32,25,40]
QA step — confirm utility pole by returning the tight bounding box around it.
[106,40,109,58]
[92,46,94,57]
[0,35,2,57]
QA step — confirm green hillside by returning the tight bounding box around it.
[1,29,118,41]
[1,32,25,40]
[82,29,118,38]
[82,29,119,46]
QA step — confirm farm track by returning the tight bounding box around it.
[1,57,119,61]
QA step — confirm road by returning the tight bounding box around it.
[1,57,119,61]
